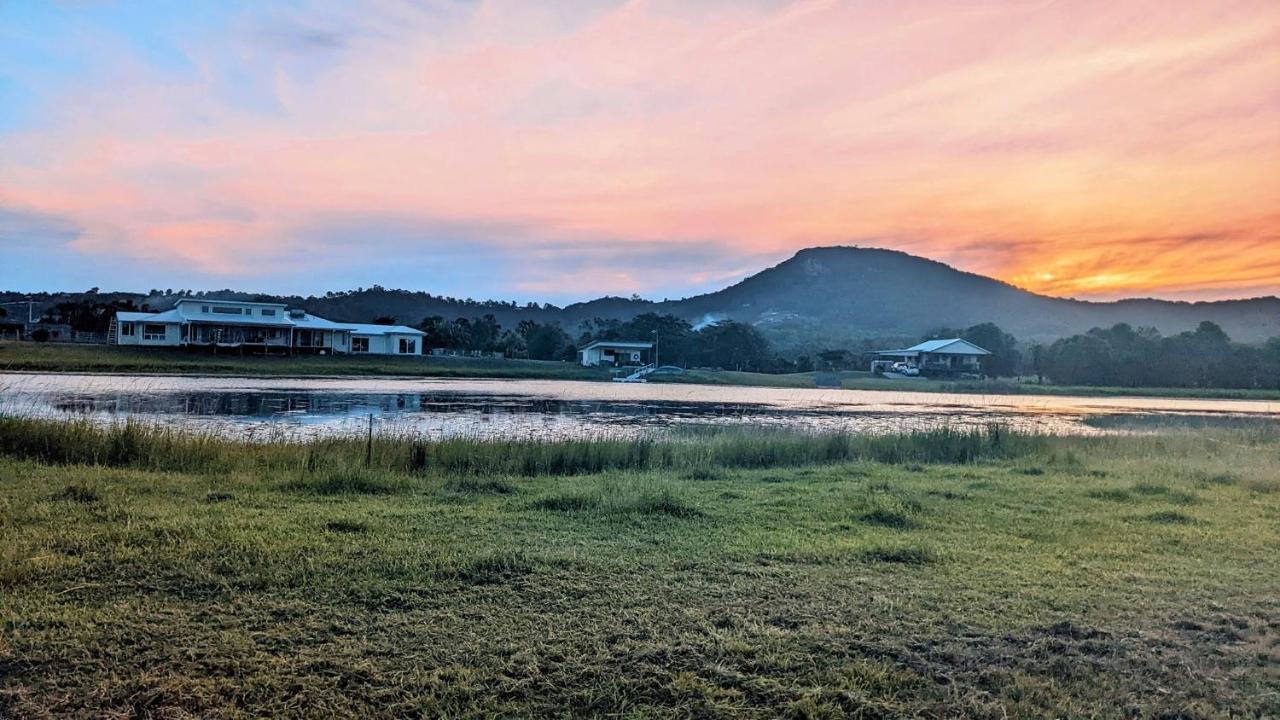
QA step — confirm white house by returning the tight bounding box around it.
[113,299,425,356]
[873,338,990,375]
[579,340,653,367]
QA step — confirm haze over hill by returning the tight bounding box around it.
[7,247,1279,350]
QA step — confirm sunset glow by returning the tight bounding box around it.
[2,0,1278,300]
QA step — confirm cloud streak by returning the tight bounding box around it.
[1,0,1277,300]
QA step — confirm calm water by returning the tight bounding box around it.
[2,373,1277,440]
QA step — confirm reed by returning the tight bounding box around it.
[0,415,1045,477]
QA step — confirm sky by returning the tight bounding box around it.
[1,0,1278,303]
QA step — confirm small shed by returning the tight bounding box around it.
[579,340,653,367]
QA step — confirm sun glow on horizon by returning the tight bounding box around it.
[1,1,1278,301]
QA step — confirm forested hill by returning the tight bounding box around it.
[6,246,1279,349]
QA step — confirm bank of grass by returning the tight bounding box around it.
[840,374,1280,401]
[0,340,607,380]
[1,420,1278,717]
[0,416,1043,477]
[8,341,1280,401]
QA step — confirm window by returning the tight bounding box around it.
[211,306,244,315]
[143,324,167,341]
[120,323,135,336]
[399,338,417,354]
[201,305,210,313]
[352,337,369,353]
[261,308,276,316]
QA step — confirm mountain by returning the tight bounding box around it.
[657,247,1280,347]
[7,246,1279,350]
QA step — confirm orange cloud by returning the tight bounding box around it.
[1,0,1277,299]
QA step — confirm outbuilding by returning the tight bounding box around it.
[579,340,653,367]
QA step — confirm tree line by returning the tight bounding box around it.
[412,312,776,370]
[1038,322,1280,389]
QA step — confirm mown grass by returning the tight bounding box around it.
[0,421,1277,717]
[0,340,608,380]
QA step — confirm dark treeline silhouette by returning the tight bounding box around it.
[415,312,776,370]
[417,315,578,360]
[581,313,774,371]
[40,298,145,334]
[1040,322,1280,389]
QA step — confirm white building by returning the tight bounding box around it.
[579,340,653,367]
[113,299,425,356]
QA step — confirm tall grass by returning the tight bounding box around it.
[0,415,1044,477]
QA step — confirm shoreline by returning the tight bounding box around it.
[3,341,1280,402]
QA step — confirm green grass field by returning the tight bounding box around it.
[0,341,609,381]
[1,418,1277,717]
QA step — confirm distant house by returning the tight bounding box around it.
[112,299,424,356]
[873,338,990,376]
[579,340,653,367]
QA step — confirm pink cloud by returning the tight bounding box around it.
[2,0,1278,299]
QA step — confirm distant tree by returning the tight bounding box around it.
[498,330,527,358]
[817,349,848,371]
[1029,344,1045,384]
[371,316,398,326]
[1039,321,1273,390]
[417,316,459,349]
[517,320,573,361]
[795,355,814,373]
[0,307,7,319]
[696,321,772,371]
[39,298,139,333]
[960,323,1020,377]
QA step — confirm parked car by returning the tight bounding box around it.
[902,366,920,377]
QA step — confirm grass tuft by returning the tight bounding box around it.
[858,509,916,530]
[53,484,100,503]
[436,551,536,584]
[530,493,600,512]
[285,468,400,495]
[325,519,369,534]
[859,546,938,565]
[443,476,517,495]
[1139,511,1195,525]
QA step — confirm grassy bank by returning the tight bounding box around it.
[0,341,609,380]
[840,374,1280,401]
[1,420,1277,717]
[8,341,1280,402]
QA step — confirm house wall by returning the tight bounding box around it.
[581,346,645,366]
[129,323,181,346]
[352,333,421,356]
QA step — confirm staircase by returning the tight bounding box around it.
[612,363,656,383]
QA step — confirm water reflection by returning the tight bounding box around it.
[3,373,1277,441]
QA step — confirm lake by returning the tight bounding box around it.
[2,372,1277,440]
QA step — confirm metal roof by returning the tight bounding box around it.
[580,340,654,351]
[115,308,425,335]
[877,338,990,356]
[117,309,182,323]
[345,323,425,336]
[289,313,353,330]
